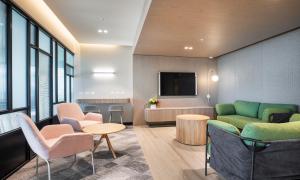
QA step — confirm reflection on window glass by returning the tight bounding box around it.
[39,30,50,53]
[0,2,7,111]
[30,49,36,121]
[57,45,65,102]
[39,53,50,120]
[66,51,74,66]
[12,10,27,109]
[66,66,73,76]
[0,111,25,134]
[66,76,70,102]
[30,24,36,45]
[52,41,56,102]
[71,77,74,102]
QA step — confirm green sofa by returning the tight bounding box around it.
[205,114,300,179]
[216,100,298,129]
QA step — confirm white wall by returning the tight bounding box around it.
[76,44,133,99]
[217,29,300,108]
[75,44,133,122]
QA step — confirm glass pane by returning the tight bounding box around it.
[30,48,36,121]
[71,77,74,102]
[57,45,65,102]
[66,66,73,76]
[39,30,50,53]
[39,53,50,120]
[66,51,74,66]
[66,76,70,102]
[0,111,25,134]
[30,24,36,45]
[12,10,27,109]
[0,2,7,111]
[53,104,58,115]
[52,41,56,102]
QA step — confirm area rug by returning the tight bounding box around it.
[9,127,153,180]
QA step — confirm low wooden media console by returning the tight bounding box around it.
[144,106,215,123]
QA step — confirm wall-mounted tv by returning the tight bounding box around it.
[159,72,197,96]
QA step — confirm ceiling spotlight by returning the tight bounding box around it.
[184,46,188,50]
[188,47,193,50]
[184,46,193,50]
[103,29,108,34]
[200,38,204,42]
[98,29,103,33]
[209,56,214,59]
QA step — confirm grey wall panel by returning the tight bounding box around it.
[133,55,217,125]
[217,29,300,109]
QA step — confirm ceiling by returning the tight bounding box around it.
[134,0,300,58]
[44,0,148,46]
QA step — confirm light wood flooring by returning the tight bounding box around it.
[134,126,220,180]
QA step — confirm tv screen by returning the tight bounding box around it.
[159,72,197,96]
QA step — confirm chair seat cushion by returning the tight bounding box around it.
[79,120,101,128]
[217,115,262,129]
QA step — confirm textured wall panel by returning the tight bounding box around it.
[217,29,300,109]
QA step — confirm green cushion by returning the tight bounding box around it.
[208,120,240,135]
[258,103,298,120]
[215,104,236,115]
[261,108,291,122]
[217,115,262,129]
[241,121,300,142]
[234,100,260,118]
[290,113,300,122]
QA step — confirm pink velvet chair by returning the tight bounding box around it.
[18,113,95,180]
[57,103,103,131]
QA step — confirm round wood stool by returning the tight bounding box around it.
[176,114,210,145]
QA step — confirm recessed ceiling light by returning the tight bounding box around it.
[200,38,204,42]
[209,56,214,59]
[103,29,108,34]
[184,46,188,50]
[189,47,193,50]
[98,29,103,33]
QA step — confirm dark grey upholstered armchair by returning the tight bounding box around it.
[205,125,300,180]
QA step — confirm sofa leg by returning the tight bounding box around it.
[205,124,209,176]
[250,142,256,180]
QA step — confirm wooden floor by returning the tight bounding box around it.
[134,126,220,180]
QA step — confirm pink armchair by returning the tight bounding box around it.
[57,103,103,131]
[18,113,95,180]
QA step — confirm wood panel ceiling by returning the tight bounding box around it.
[134,0,300,58]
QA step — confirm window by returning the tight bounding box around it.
[12,10,27,109]
[52,41,56,102]
[0,2,7,111]
[30,48,36,121]
[57,44,65,102]
[39,30,50,53]
[66,51,74,102]
[39,53,50,120]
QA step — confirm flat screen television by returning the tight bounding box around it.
[159,72,197,96]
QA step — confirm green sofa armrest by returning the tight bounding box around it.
[215,104,236,116]
[290,114,300,122]
[261,108,291,122]
[208,120,240,135]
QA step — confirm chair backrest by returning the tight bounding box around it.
[57,103,85,122]
[18,113,50,159]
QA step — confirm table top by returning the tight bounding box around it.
[176,114,210,121]
[83,123,126,135]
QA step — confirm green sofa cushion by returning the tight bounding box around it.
[290,113,300,122]
[241,121,300,142]
[261,108,291,122]
[217,115,262,129]
[215,103,236,115]
[208,120,240,135]
[234,100,260,118]
[258,103,298,120]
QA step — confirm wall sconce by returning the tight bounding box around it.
[207,69,219,105]
[92,69,116,78]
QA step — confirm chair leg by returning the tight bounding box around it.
[91,151,95,174]
[74,154,77,162]
[45,160,51,180]
[109,113,112,123]
[120,113,123,124]
[36,156,39,177]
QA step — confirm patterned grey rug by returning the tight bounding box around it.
[9,127,152,180]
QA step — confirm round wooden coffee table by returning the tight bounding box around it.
[83,123,126,158]
[176,114,210,145]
